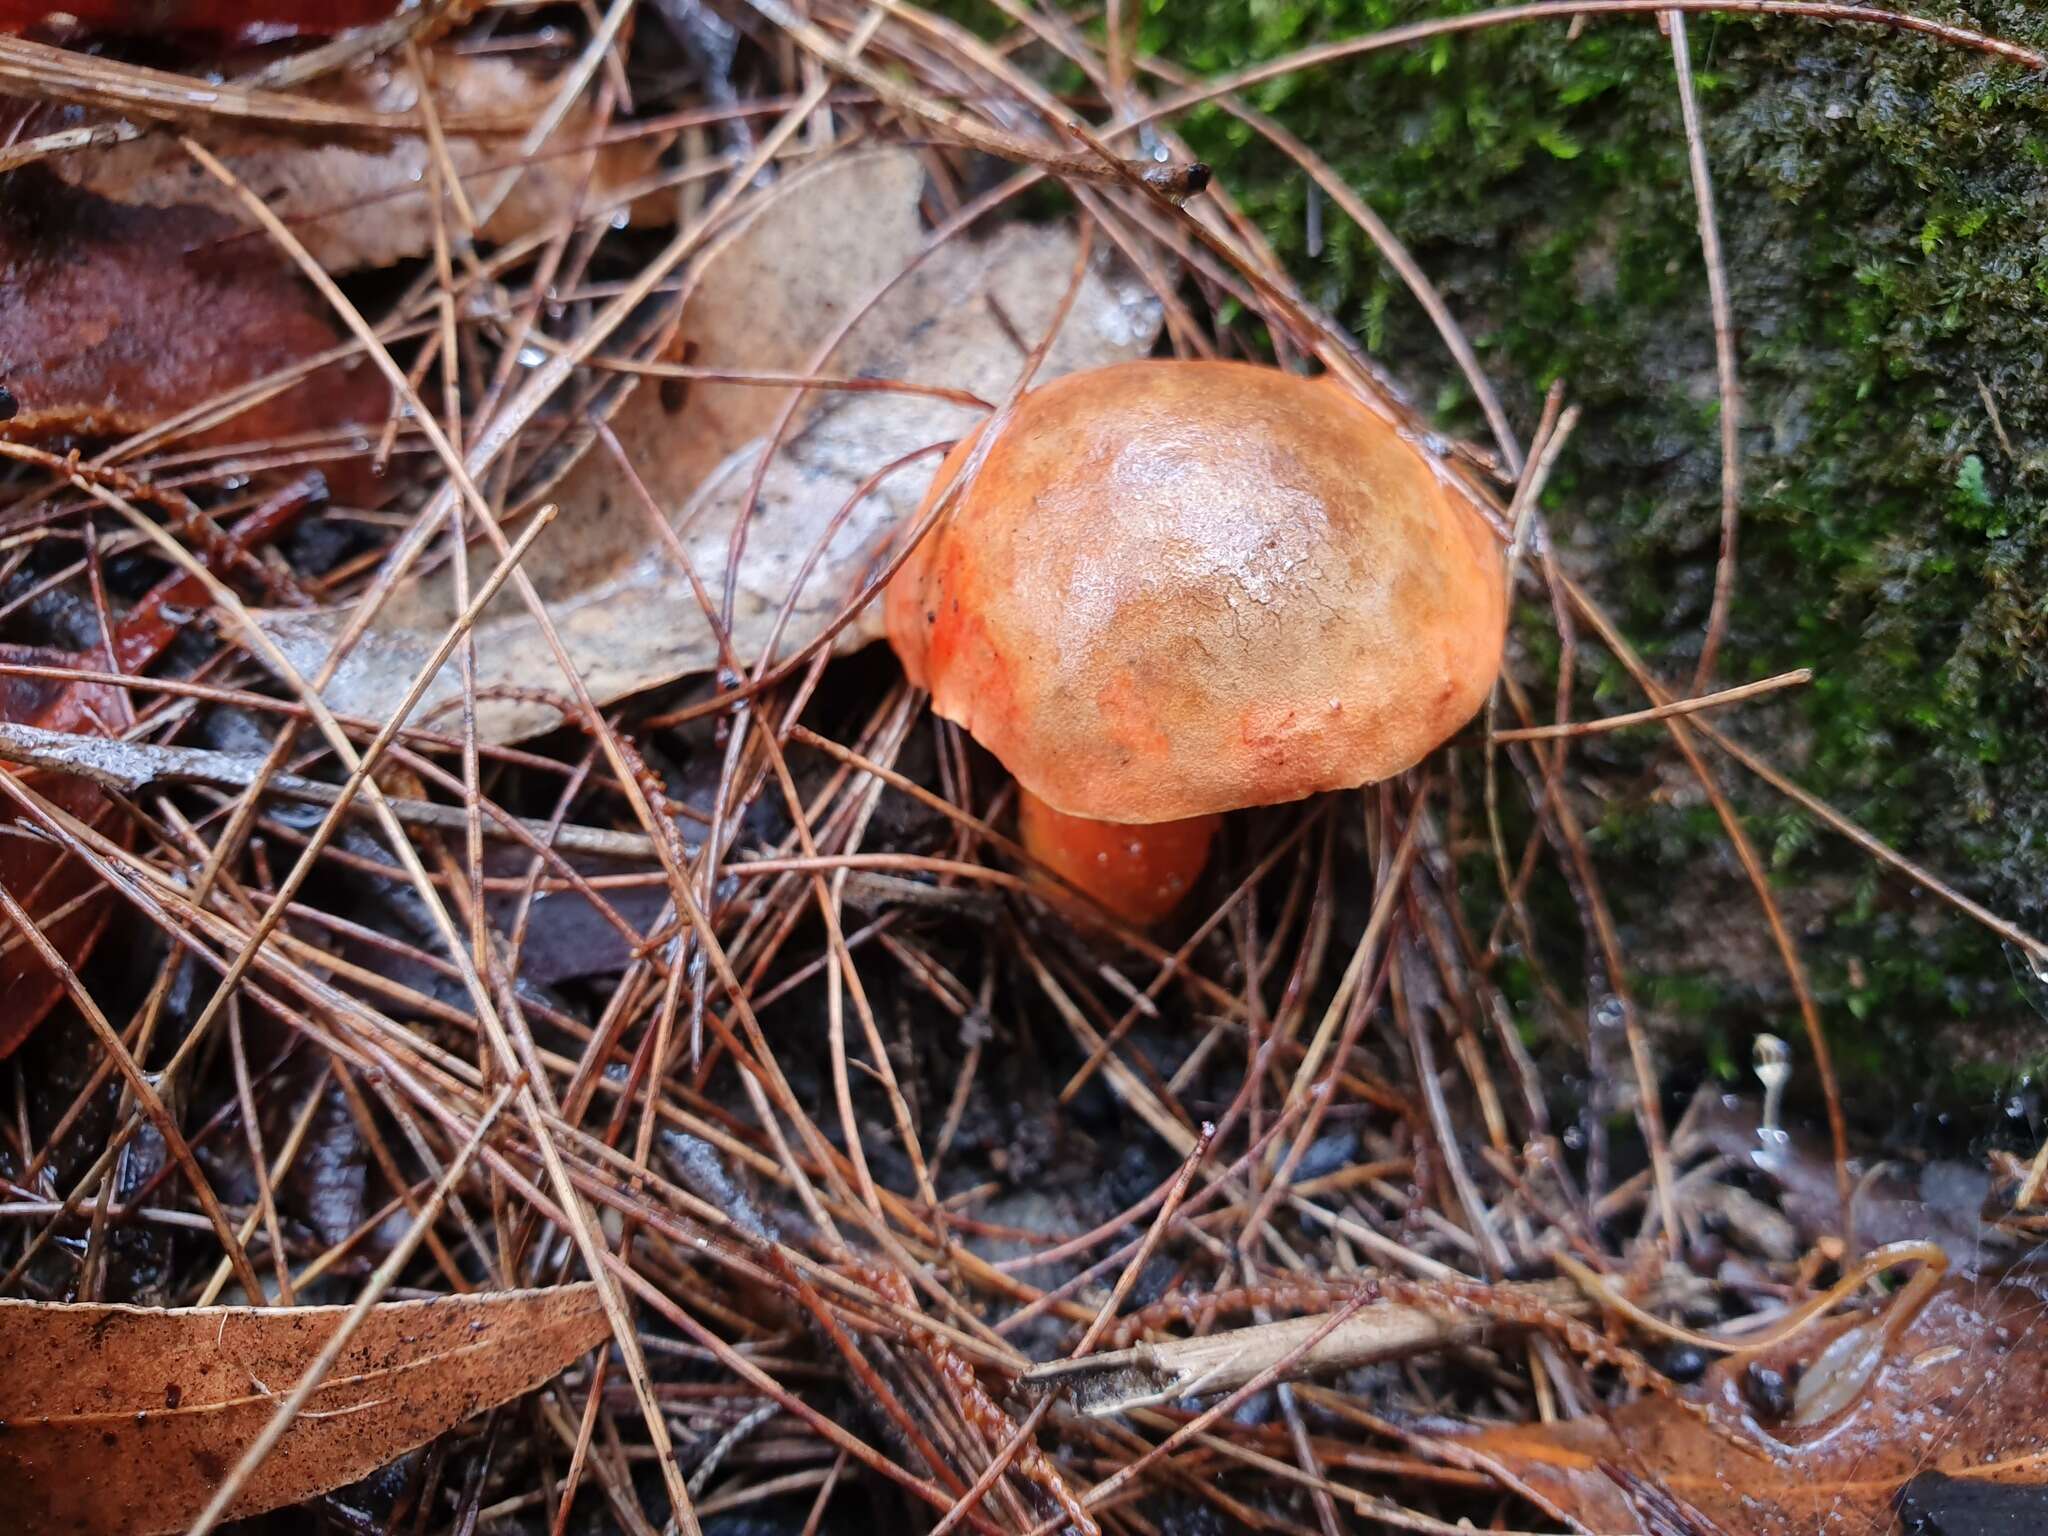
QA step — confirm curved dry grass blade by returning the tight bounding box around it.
[1128,0,2044,124]
[1140,61,1523,476]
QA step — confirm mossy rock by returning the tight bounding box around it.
[1137,2,2048,1120]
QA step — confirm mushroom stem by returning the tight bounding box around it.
[1017,786,1218,926]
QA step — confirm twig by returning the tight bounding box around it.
[1975,372,2017,460]
[1669,10,1745,690]
[1490,668,1810,740]
[0,719,650,857]
[0,35,530,137]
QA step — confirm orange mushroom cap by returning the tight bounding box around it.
[886,359,1506,831]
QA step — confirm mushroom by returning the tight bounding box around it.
[884,359,1506,924]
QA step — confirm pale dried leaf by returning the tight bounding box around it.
[255,147,1163,743]
[1022,1276,1707,1417]
[0,1284,610,1535]
[49,53,670,272]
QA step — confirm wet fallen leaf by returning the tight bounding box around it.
[0,172,388,496]
[1447,1270,2048,1535]
[0,1,399,35]
[48,52,671,273]
[0,1284,610,1535]
[255,147,1164,743]
[286,1078,368,1252]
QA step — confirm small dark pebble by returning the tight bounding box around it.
[1739,1361,1797,1420]
[1653,1344,1711,1384]
[1896,1469,2048,1534]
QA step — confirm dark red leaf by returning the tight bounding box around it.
[0,483,318,1057]
[0,651,129,1057]
[0,172,389,502]
[0,1,400,37]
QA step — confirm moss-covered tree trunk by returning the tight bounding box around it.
[1154,1,2048,1111]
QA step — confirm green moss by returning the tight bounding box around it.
[1135,1,2048,1110]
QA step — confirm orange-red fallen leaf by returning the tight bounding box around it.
[0,173,388,500]
[0,1284,611,1535]
[0,652,128,1057]
[0,1,398,35]
[0,482,316,1057]
[1447,1272,2048,1535]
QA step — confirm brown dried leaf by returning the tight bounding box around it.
[1448,1271,2048,1535]
[254,147,1163,743]
[47,52,671,272]
[0,172,387,490]
[0,1284,610,1535]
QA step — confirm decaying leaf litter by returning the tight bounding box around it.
[1,4,2046,1536]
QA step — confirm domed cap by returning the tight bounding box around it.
[885,360,1506,823]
